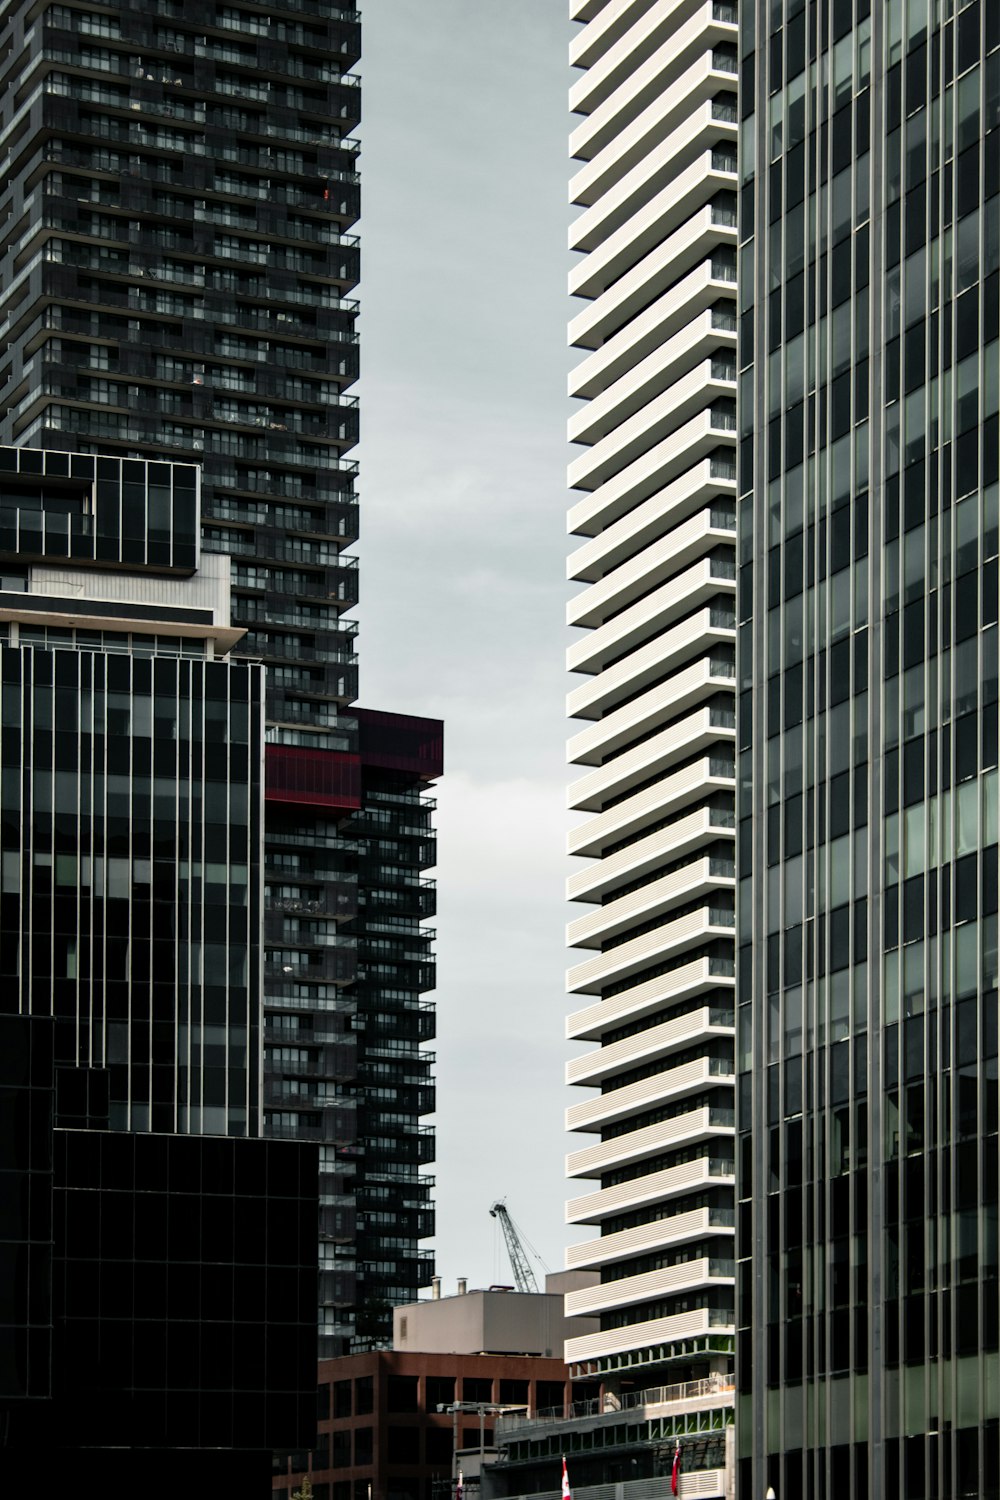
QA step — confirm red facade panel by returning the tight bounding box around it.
[264,745,362,809]
[356,708,444,780]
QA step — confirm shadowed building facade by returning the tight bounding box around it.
[0,0,439,1356]
[0,445,318,1483]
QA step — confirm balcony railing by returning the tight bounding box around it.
[711,47,739,74]
[500,1375,736,1432]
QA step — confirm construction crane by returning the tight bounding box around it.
[489,1199,540,1294]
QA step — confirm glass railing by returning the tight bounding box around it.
[709,955,737,976]
[709,455,737,480]
[707,513,740,537]
[710,360,737,382]
[710,258,738,282]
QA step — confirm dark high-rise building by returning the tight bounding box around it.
[738,2,1000,1497]
[0,444,318,1483]
[265,708,441,1353]
[0,0,440,1356]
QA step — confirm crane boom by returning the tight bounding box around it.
[489,1199,540,1294]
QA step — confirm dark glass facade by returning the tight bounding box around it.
[1,640,263,1136]
[264,709,441,1354]
[0,0,440,1355]
[0,1013,319,1485]
[737,2,1000,1496]
[0,448,320,1477]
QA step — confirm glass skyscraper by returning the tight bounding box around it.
[0,445,319,1485]
[0,0,440,1356]
[738,2,1000,1496]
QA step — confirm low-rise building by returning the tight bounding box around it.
[273,1276,599,1500]
[486,1376,735,1500]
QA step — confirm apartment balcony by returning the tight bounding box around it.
[568,700,735,813]
[570,310,735,453]
[570,210,735,350]
[567,953,733,1042]
[566,1256,734,1319]
[499,1374,734,1439]
[238,599,358,631]
[567,1104,734,1182]
[571,55,736,210]
[570,0,736,127]
[569,365,735,500]
[569,507,734,630]
[264,949,355,985]
[567,1001,733,1079]
[567,424,734,580]
[264,891,357,919]
[574,65,734,196]
[570,170,736,313]
[568,559,733,682]
[264,1106,358,1144]
[568,653,734,768]
[203,529,353,567]
[264,1019,356,1046]
[568,773,733,872]
[240,637,359,671]
[569,0,613,25]
[567,1314,734,1375]
[263,1078,355,1109]
[264,1049,356,1082]
[568,1054,734,1134]
[231,557,357,602]
[566,1155,734,1226]
[573,795,734,892]
[566,1204,735,1273]
[568,854,733,951]
[573,124,736,260]
[568,606,733,721]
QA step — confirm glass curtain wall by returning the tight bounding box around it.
[737,1,1000,1496]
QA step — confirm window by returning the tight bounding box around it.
[425,1375,454,1410]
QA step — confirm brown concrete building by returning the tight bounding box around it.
[272,1348,582,1500]
[272,1278,600,1500]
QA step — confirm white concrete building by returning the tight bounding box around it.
[564,0,738,1404]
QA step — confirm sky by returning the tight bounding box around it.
[355,3,582,1292]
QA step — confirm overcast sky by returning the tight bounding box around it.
[355,3,581,1292]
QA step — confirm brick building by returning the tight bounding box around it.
[273,1348,577,1500]
[273,1278,600,1500]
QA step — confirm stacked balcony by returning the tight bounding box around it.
[566,0,738,1383]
